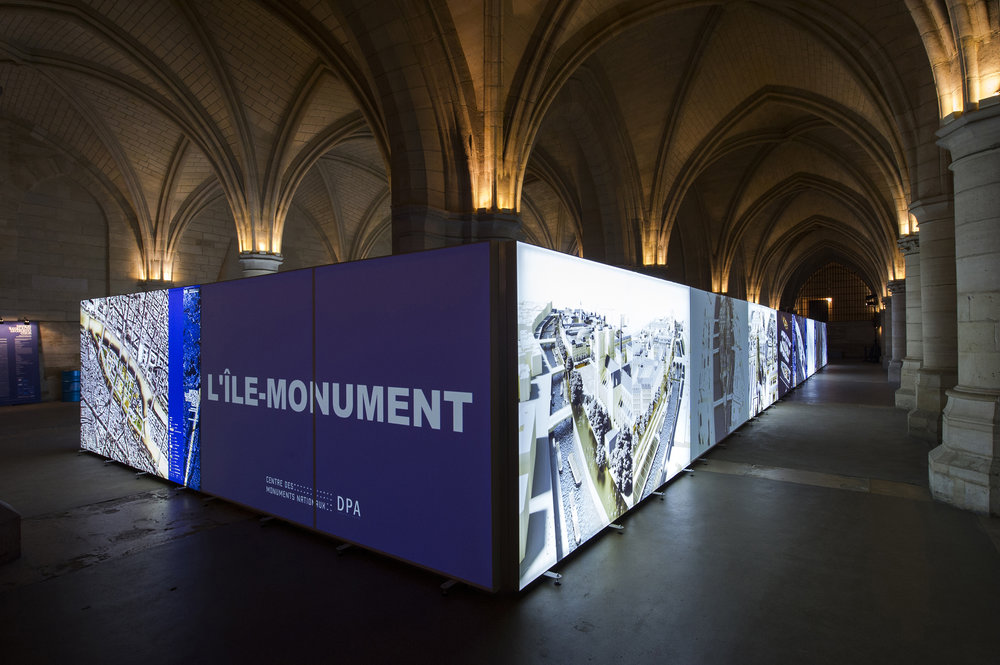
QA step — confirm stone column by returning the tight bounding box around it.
[895,235,922,409]
[930,101,1000,514]
[239,251,283,277]
[881,295,892,370]
[887,279,906,383]
[908,197,958,442]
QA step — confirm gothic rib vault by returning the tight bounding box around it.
[1,1,999,512]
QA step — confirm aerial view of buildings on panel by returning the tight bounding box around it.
[749,303,778,415]
[516,245,690,588]
[81,291,172,477]
[712,296,749,443]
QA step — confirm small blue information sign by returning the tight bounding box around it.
[0,322,41,406]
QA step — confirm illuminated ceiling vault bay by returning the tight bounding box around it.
[0,1,997,309]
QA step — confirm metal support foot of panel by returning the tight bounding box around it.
[543,570,562,586]
[608,523,624,533]
[441,579,459,595]
[259,516,275,526]
[336,543,353,556]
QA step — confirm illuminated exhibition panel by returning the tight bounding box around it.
[200,270,315,526]
[515,245,826,589]
[310,247,493,588]
[516,244,691,589]
[80,287,201,488]
[81,240,827,593]
[748,303,778,416]
[198,244,495,589]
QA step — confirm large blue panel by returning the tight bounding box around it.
[167,286,202,488]
[312,244,494,588]
[200,270,315,526]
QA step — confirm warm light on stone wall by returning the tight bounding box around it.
[138,254,174,283]
[982,73,1000,101]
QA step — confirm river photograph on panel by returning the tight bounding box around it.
[80,288,201,487]
[516,244,689,588]
[81,291,172,478]
[176,287,202,489]
[748,303,778,416]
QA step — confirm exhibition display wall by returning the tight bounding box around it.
[514,244,826,588]
[81,240,827,592]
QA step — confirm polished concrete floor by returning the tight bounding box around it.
[2,362,1000,663]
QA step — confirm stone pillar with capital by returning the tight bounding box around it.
[881,294,892,370]
[887,279,906,383]
[239,252,284,277]
[392,205,523,254]
[895,235,922,409]
[930,101,1000,514]
[908,196,958,442]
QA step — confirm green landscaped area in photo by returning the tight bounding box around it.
[573,406,626,521]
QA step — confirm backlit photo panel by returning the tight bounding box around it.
[516,244,690,589]
[713,296,749,440]
[80,287,201,488]
[777,311,794,397]
[690,289,716,458]
[793,315,808,386]
[748,303,778,416]
[807,318,818,376]
[816,321,828,369]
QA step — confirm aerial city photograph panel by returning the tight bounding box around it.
[749,302,778,415]
[516,244,691,589]
[689,290,749,457]
[80,287,201,488]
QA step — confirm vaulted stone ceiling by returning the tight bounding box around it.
[0,0,390,284]
[524,0,937,303]
[1,1,997,307]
